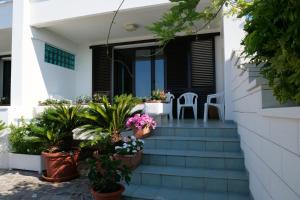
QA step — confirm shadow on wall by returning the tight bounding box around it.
[0,170,92,199]
[31,28,77,102]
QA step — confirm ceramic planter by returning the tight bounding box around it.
[90,184,125,200]
[42,149,80,182]
[8,153,44,174]
[133,126,152,139]
[113,150,143,170]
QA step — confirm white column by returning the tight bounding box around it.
[222,12,245,120]
[10,0,48,120]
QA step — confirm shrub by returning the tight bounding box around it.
[79,94,142,144]
[32,104,84,152]
[241,0,300,104]
[9,120,44,155]
[38,98,71,106]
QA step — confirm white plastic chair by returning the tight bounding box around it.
[165,92,175,120]
[203,92,225,122]
[177,92,198,120]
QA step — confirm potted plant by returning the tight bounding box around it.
[34,98,72,117]
[114,136,144,170]
[150,89,167,103]
[8,119,45,173]
[126,114,157,139]
[33,104,84,182]
[75,95,92,105]
[79,94,141,144]
[88,155,131,200]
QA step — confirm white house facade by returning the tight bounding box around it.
[0,0,300,200]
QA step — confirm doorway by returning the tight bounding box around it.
[114,46,165,97]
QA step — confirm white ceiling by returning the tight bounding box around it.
[0,28,11,54]
[44,3,221,46]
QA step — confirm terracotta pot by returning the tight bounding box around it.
[42,149,80,182]
[91,184,124,200]
[133,127,152,139]
[113,150,143,170]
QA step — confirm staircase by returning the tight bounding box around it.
[124,121,251,200]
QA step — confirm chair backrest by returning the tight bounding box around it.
[179,92,198,105]
[165,92,175,104]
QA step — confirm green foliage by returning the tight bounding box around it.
[38,98,71,106]
[79,94,141,144]
[88,155,131,193]
[9,120,44,155]
[32,104,84,152]
[148,0,251,45]
[241,0,300,104]
[0,120,5,131]
[150,0,300,103]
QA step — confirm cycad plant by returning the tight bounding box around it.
[0,120,5,131]
[32,104,84,152]
[80,94,141,145]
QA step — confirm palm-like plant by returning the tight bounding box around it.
[80,94,141,144]
[32,104,84,152]
[0,120,5,131]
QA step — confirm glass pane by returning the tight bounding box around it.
[135,50,151,98]
[155,58,164,90]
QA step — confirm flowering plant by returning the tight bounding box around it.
[151,89,167,101]
[126,114,157,130]
[114,136,144,155]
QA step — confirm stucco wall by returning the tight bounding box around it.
[75,45,92,97]
[0,60,3,97]
[215,35,224,93]
[231,52,300,200]
[31,28,78,101]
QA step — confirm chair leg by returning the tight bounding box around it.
[203,103,208,123]
[193,106,197,120]
[220,105,225,121]
[177,106,180,120]
[169,110,173,121]
[182,108,185,119]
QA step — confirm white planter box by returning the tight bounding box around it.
[9,153,45,174]
[0,153,8,169]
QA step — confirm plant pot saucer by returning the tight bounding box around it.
[41,170,79,183]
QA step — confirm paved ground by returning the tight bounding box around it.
[0,170,93,200]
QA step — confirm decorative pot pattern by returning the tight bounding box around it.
[42,149,80,182]
[133,127,152,139]
[113,150,143,170]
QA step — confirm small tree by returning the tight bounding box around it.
[149,0,300,104]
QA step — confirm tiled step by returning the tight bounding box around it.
[153,127,238,138]
[131,165,249,194]
[144,136,241,152]
[142,149,245,170]
[124,184,250,200]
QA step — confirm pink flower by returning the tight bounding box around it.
[126,114,157,130]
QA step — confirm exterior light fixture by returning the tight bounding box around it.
[124,24,139,32]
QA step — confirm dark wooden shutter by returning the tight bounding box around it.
[92,47,112,96]
[191,38,216,117]
[165,38,189,93]
[191,39,215,88]
[3,61,11,105]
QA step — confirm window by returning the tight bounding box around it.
[45,44,75,70]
